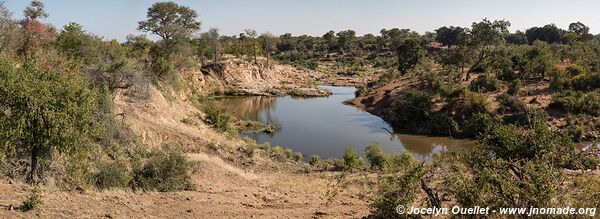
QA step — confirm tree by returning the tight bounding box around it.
[435,26,466,48]
[396,37,424,75]
[525,24,564,44]
[0,2,22,54]
[259,32,276,66]
[56,22,102,65]
[336,30,356,53]
[138,2,200,48]
[322,30,337,52]
[0,60,103,183]
[569,22,594,41]
[244,29,259,64]
[465,19,510,80]
[201,28,221,65]
[505,30,528,45]
[20,0,51,55]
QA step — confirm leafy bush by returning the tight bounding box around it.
[203,106,232,132]
[20,188,42,212]
[462,112,498,138]
[496,93,526,113]
[293,152,303,162]
[507,79,522,95]
[131,149,193,192]
[370,153,423,218]
[309,155,320,165]
[550,90,600,116]
[572,176,600,208]
[343,147,363,170]
[95,162,130,189]
[445,118,577,209]
[393,89,434,132]
[364,143,387,171]
[354,87,368,97]
[469,74,501,93]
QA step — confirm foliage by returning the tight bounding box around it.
[469,74,501,93]
[507,79,522,95]
[309,155,320,165]
[445,118,576,209]
[0,60,103,182]
[550,90,600,116]
[131,148,193,192]
[396,37,424,75]
[364,143,387,171]
[95,161,130,189]
[572,175,600,208]
[137,2,200,46]
[203,106,232,132]
[343,147,363,170]
[370,152,422,218]
[19,188,42,212]
[496,93,526,114]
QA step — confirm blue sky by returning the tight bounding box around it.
[4,0,600,41]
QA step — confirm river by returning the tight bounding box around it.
[207,86,474,161]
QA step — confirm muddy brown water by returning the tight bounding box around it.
[207,86,474,161]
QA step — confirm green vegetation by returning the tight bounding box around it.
[1,1,600,217]
[20,188,42,212]
[342,147,363,170]
[131,149,194,192]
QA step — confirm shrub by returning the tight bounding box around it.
[550,90,600,116]
[284,148,294,159]
[393,89,434,131]
[572,176,600,208]
[469,74,500,93]
[309,155,320,165]
[370,153,423,218]
[203,106,232,132]
[20,188,42,212]
[496,93,526,113]
[354,87,368,97]
[95,162,130,189]
[131,149,193,192]
[445,118,576,210]
[507,79,522,95]
[293,152,303,162]
[343,147,363,170]
[364,143,387,171]
[462,113,498,138]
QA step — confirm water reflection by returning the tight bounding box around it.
[207,86,473,160]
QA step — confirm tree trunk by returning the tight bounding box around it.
[253,45,257,64]
[27,146,38,184]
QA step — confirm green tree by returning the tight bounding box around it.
[465,19,510,80]
[0,2,22,55]
[201,28,221,65]
[568,22,594,41]
[137,2,201,48]
[435,26,466,48]
[525,24,564,44]
[336,30,356,53]
[244,29,259,64]
[0,60,103,183]
[396,37,424,75]
[259,32,276,66]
